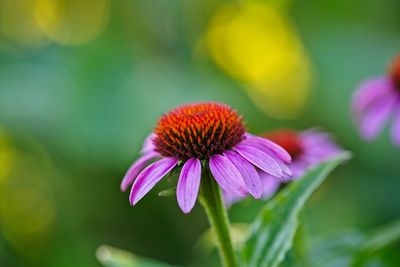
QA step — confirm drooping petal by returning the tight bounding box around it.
[223,191,248,206]
[234,144,284,178]
[259,172,281,198]
[243,134,292,163]
[275,158,292,177]
[224,150,262,199]
[120,151,160,192]
[300,129,342,161]
[300,129,333,147]
[141,133,157,154]
[391,110,400,146]
[209,154,245,195]
[352,77,392,115]
[285,160,307,179]
[359,97,396,140]
[129,157,178,205]
[177,158,202,213]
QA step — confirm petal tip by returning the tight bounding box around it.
[252,192,262,199]
[120,183,128,192]
[181,207,192,214]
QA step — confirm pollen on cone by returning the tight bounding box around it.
[390,56,400,90]
[153,103,246,160]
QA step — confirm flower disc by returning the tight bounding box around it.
[154,103,245,160]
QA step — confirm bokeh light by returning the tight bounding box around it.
[0,135,55,263]
[0,0,47,52]
[0,0,399,266]
[205,1,312,118]
[34,0,110,45]
[0,129,15,185]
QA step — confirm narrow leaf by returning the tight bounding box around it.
[359,219,400,253]
[96,245,174,267]
[194,223,250,257]
[351,219,400,266]
[240,152,351,267]
[158,187,176,197]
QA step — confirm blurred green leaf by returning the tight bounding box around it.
[351,219,400,266]
[158,187,176,197]
[360,219,400,253]
[305,230,365,267]
[96,245,175,267]
[240,152,351,267]
[194,223,249,257]
[297,219,400,267]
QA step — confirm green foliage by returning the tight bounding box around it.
[304,219,400,267]
[96,245,175,267]
[158,187,176,197]
[193,223,249,257]
[356,219,400,256]
[98,153,400,267]
[351,219,400,267]
[240,152,352,267]
[306,230,365,267]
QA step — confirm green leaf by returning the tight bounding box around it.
[240,152,351,267]
[351,219,400,266]
[360,219,400,253]
[306,230,365,267]
[286,219,400,267]
[194,223,249,257]
[158,187,176,197]
[96,245,175,267]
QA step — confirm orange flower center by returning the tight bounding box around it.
[390,56,400,90]
[154,103,246,160]
[262,129,303,159]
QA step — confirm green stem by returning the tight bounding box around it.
[199,169,239,267]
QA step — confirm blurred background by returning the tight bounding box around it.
[0,0,399,266]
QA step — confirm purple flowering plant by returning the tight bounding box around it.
[224,128,343,204]
[113,102,352,267]
[95,63,400,266]
[94,89,400,267]
[352,56,400,145]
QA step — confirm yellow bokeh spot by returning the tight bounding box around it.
[0,189,54,236]
[0,188,55,260]
[0,0,47,49]
[34,0,110,45]
[0,136,55,260]
[206,1,312,118]
[0,130,15,185]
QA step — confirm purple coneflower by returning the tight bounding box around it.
[225,129,342,203]
[120,102,291,213]
[352,55,400,145]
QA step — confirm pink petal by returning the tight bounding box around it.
[275,158,292,177]
[223,191,248,206]
[359,97,396,140]
[300,129,333,147]
[259,172,281,198]
[177,159,202,213]
[120,151,160,192]
[352,77,392,115]
[141,133,157,154]
[391,110,400,146]
[286,161,307,179]
[209,154,245,195]
[224,151,262,199]
[243,135,292,163]
[240,140,292,176]
[300,129,342,161]
[129,157,178,205]
[234,144,284,178]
